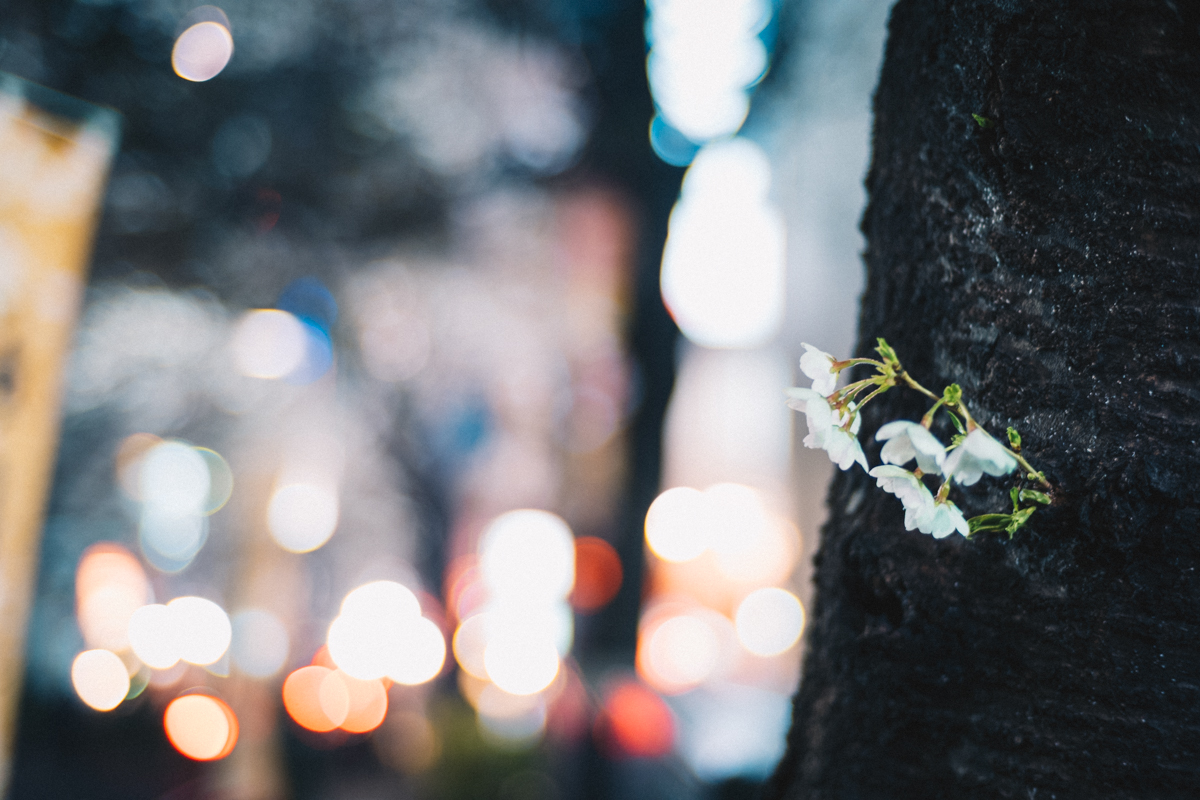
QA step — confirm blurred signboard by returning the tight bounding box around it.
[0,74,118,791]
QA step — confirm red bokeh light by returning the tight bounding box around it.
[571,536,623,612]
[597,679,674,759]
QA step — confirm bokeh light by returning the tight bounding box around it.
[137,439,219,571]
[646,0,770,143]
[341,580,421,623]
[660,138,785,348]
[128,603,182,670]
[75,542,151,652]
[139,510,208,572]
[334,671,388,733]
[715,516,799,587]
[172,20,234,83]
[600,680,675,758]
[194,447,234,514]
[478,509,575,602]
[168,596,232,666]
[452,612,489,679]
[644,615,720,690]
[735,588,806,657]
[318,670,351,728]
[475,684,547,746]
[267,482,339,553]
[326,613,388,681]
[163,694,238,761]
[230,309,308,379]
[486,601,574,658]
[483,632,560,696]
[283,665,343,732]
[570,536,623,612]
[285,321,335,385]
[327,581,445,684]
[140,440,210,516]
[645,486,708,563]
[386,616,447,686]
[115,433,163,500]
[637,606,734,694]
[70,649,130,712]
[646,483,796,587]
[700,482,786,586]
[230,609,289,678]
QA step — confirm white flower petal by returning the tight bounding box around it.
[788,388,835,450]
[945,429,1017,485]
[916,502,969,539]
[879,436,917,468]
[904,499,936,531]
[790,388,867,473]
[825,429,858,471]
[949,504,970,537]
[799,344,838,396]
[870,466,938,528]
[850,437,869,472]
[942,447,982,485]
[869,465,921,501]
[876,421,946,473]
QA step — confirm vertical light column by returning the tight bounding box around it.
[0,77,118,792]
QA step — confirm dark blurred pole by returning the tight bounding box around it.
[557,2,684,799]
[567,0,683,673]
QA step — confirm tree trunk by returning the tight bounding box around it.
[767,2,1200,798]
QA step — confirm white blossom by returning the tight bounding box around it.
[869,465,935,529]
[876,420,947,474]
[786,387,832,445]
[924,501,970,539]
[943,429,1018,486]
[869,465,969,538]
[787,387,867,472]
[798,343,838,396]
[825,427,868,472]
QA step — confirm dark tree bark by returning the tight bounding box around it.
[768,2,1200,798]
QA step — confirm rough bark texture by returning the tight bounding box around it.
[768,2,1200,798]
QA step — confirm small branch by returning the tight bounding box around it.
[852,384,889,411]
[898,371,940,401]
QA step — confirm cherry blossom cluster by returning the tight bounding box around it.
[787,339,1051,539]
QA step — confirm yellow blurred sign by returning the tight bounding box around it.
[0,74,118,791]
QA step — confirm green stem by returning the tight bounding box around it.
[920,399,944,428]
[853,384,889,411]
[833,357,887,371]
[831,378,879,403]
[953,400,978,431]
[898,371,941,401]
[1009,451,1051,488]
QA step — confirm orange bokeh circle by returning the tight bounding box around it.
[284,665,347,732]
[163,694,238,761]
[336,671,388,733]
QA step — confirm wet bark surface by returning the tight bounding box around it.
[768,2,1200,798]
